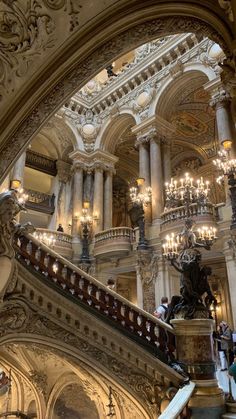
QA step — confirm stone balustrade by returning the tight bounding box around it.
[161,202,220,226]
[14,233,175,361]
[95,227,135,242]
[94,227,135,258]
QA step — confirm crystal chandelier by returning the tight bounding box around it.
[165,173,210,215]
[162,225,217,260]
[17,187,29,205]
[130,177,152,206]
[213,149,236,181]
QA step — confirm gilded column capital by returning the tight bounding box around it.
[209,89,231,109]
[72,162,85,174]
[135,128,165,147]
[135,134,150,148]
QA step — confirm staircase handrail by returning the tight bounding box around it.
[15,232,175,360]
[158,381,195,418]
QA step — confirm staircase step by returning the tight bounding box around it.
[222,415,236,418]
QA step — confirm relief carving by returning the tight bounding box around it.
[0,16,229,181]
[136,250,158,313]
[0,298,159,410]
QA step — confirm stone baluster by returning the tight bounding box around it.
[150,131,164,223]
[93,164,104,233]
[72,165,83,237]
[11,151,27,187]
[104,169,113,230]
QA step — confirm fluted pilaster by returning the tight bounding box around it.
[104,170,113,230]
[11,151,26,185]
[72,165,83,236]
[162,138,172,183]
[93,165,104,233]
[150,133,164,222]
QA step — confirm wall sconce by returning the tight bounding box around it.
[10,179,22,190]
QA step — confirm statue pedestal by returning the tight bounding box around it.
[171,319,225,418]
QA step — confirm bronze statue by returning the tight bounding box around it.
[169,219,215,319]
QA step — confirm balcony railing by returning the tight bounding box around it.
[161,202,220,225]
[94,227,135,258]
[14,233,176,363]
[26,150,57,176]
[25,189,55,214]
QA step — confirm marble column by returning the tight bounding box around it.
[223,236,236,328]
[93,165,104,233]
[137,137,150,185]
[50,160,71,232]
[83,170,93,205]
[72,166,83,237]
[150,134,164,223]
[162,139,172,183]
[210,90,236,156]
[11,151,26,186]
[104,169,113,230]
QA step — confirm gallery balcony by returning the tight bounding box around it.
[160,202,221,234]
[94,227,135,259]
[25,189,55,214]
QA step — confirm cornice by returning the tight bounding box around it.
[64,36,212,121]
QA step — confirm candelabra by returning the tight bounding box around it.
[129,178,152,250]
[165,172,210,216]
[213,145,236,230]
[80,201,93,264]
[33,231,56,247]
[162,173,217,319]
[162,225,217,260]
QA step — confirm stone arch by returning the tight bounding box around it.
[0,7,234,181]
[99,112,136,153]
[150,65,216,117]
[0,357,44,418]
[155,70,210,119]
[0,333,152,419]
[46,373,102,419]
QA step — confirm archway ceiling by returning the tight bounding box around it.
[115,124,139,182]
[158,72,217,158]
[0,2,233,182]
[38,117,76,161]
